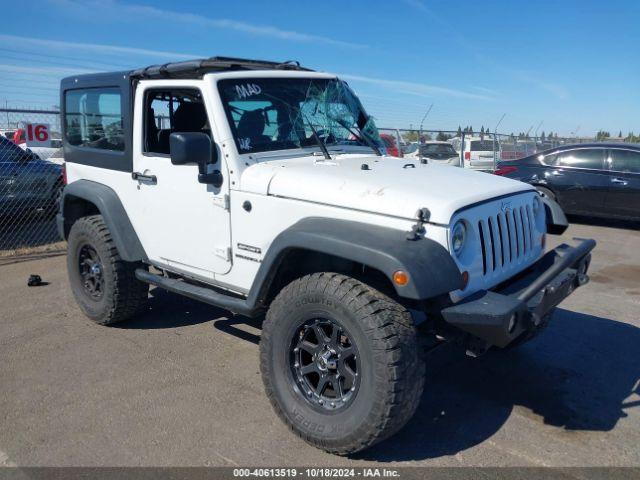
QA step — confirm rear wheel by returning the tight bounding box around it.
[260,273,425,455]
[67,215,148,325]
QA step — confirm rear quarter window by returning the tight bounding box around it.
[470,140,495,151]
[64,87,124,151]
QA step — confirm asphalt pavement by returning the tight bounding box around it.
[0,220,638,467]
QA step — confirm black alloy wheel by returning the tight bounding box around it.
[290,317,360,411]
[78,243,104,300]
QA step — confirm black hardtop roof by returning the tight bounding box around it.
[61,56,314,86]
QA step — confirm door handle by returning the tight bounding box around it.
[611,177,628,186]
[132,171,157,184]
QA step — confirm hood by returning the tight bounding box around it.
[239,153,534,225]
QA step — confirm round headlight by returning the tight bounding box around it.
[451,220,467,256]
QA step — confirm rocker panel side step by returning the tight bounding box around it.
[135,269,258,317]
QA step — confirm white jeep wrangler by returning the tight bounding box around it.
[57,57,595,455]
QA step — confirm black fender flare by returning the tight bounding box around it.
[247,217,463,306]
[58,180,147,262]
[541,195,568,235]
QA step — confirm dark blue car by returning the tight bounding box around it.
[0,136,63,218]
[495,143,640,221]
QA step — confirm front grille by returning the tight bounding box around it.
[477,204,537,276]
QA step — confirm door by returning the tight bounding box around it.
[131,86,232,279]
[545,148,608,215]
[605,148,640,220]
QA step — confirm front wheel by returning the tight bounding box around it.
[260,273,425,455]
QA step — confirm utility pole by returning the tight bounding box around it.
[533,120,543,137]
[418,104,433,144]
[493,113,506,171]
[525,125,534,138]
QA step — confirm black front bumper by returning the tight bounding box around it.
[441,238,596,348]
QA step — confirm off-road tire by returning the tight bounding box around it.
[67,215,148,325]
[260,272,425,455]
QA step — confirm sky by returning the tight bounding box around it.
[0,0,638,137]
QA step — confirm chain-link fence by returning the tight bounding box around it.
[0,108,65,257]
[0,105,617,259]
[379,127,607,171]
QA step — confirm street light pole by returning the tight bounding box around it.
[493,113,506,171]
[418,104,433,144]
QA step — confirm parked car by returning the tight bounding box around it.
[406,141,460,166]
[495,143,640,220]
[401,142,418,156]
[0,136,63,218]
[380,133,402,157]
[449,136,497,170]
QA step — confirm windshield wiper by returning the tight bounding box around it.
[303,115,331,160]
[330,116,382,156]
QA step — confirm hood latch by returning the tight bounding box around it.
[406,208,430,241]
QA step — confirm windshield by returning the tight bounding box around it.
[420,144,457,155]
[218,77,382,155]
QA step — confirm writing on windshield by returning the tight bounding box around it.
[218,77,381,155]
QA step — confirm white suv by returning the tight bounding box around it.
[57,57,594,455]
[450,135,498,170]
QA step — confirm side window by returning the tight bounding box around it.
[555,149,604,170]
[65,87,123,151]
[143,89,210,155]
[610,149,640,173]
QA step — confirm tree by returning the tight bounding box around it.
[403,131,418,143]
[619,130,623,138]
[436,131,452,141]
[421,133,432,142]
[457,126,462,136]
[480,126,485,134]
[540,131,546,142]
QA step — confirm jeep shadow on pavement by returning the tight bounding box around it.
[57,56,596,455]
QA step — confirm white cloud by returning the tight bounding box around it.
[0,63,94,75]
[50,0,367,49]
[0,34,199,60]
[341,74,493,101]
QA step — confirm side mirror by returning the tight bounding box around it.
[169,132,222,187]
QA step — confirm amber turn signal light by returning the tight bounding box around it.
[392,270,409,286]
[461,271,469,290]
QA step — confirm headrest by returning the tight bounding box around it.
[237,109,266,138]
[173,102,208,132]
